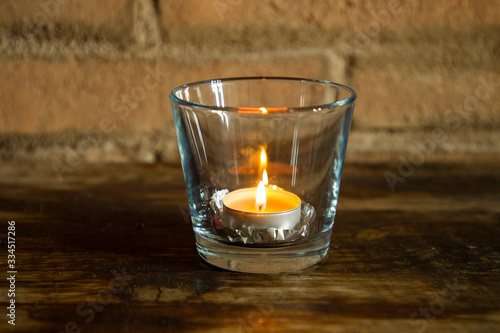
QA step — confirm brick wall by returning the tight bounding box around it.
[0,0,499,166]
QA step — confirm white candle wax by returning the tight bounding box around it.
[222,187,301,230]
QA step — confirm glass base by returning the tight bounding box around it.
[195,230,331,273]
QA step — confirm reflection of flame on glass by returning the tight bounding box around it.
[237,107,287,114]
[256,147,268,211]
[260,147,267,168]
[260,147,269,185]
[255,180,267,212]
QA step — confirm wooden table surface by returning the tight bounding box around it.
[0,161,499,333]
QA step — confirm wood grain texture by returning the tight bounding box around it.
[0,162,499,332]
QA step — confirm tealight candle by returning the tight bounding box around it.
[223,148,301,230]
[222,186,301,230]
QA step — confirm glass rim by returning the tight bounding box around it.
[169,76,357,113]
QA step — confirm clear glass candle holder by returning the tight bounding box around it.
[170,77,356,273]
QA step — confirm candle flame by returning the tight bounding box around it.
[262,169,268,186]
[260,107,268,114]
[255,180,267,212]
